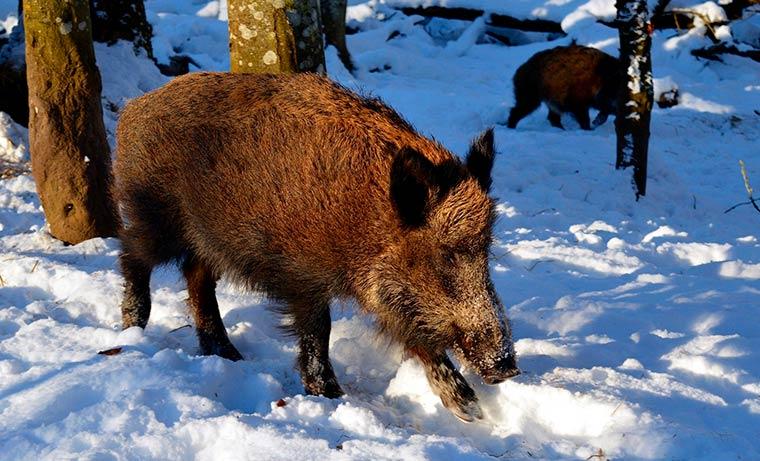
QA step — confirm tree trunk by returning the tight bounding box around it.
[321,0,353,71]
[228,0,325,74]
[23,0,118,244]
[615,0,653,199]
[90,0,153,59]
[0,13,28,126]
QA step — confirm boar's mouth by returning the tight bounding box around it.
[453,335,520,385]
[480,355,521,384]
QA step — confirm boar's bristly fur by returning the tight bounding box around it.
[507,45,620,130]
[114,72,519,422]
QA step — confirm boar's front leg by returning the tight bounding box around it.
[183,256,243,361]
[411,348,483,422]
[119,251,152,329]
[573,108,592,130]
[292,300,344,398]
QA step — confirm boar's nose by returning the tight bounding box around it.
[482,356,520,385]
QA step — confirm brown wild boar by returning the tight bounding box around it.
[507,45,620,130]
[114,72,519,422]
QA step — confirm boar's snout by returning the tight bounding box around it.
[454,298,519,386]
[481,354,520,385]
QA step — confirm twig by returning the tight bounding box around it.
[529,208,556,217]
[0,273,4,287]
[525,259,553,271]
[671,8,720,40]
[31,260,39,273]
[490,248,513,260]
[169,324,192,333]
[724,201,752,213]
[739,160,760,214]
[672,11,682,33]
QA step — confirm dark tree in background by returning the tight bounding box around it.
[24,0,117,243]
[90,0,153,59]
[0,13,27,126]
[321,0,353,71]
[615,0,653,199]
[3,0,154,126]
[228,0,325,74]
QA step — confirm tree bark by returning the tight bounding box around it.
[23,0,118,244]
[321,0,353,71]
[615,0,653,199]
[228,0,325,74]
[90,0,153,58]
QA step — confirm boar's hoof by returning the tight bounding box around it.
[443,393,483,423]
[217,344,244,362]
[303,377,345,399]
[199,336,244,362]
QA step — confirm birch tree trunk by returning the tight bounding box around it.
[615,0,653,199]
[228,0,325,74]
[24,0,118,244]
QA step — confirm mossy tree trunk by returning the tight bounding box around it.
[320,0,353,71]
[90,0,153,58]
[23,0,118,244]
[615,0,653,199]
[19,1,154,57]
[228,0,325,74]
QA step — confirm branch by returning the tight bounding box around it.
[724,201,752,214]
[691,44,760,63]
[393,4,738,35]
[739,160,760,214]
[398,6,564,34]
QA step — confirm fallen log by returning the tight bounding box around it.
[398,6,565,34]
[394,3,755,36]
[691,43,760,62]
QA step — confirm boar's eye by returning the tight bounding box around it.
[440,248,460,266]
[456,328,476,351]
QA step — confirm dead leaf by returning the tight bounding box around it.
[98,347,123,356]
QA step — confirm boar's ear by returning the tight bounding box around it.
[390,147,437,227]
[466,128,495,191]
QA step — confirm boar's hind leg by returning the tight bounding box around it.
[573,108,592,130]
[293,301,344,398]
[547,109,564,129]
[183,256,243,361]
[120,251,152,329]
[413,349,483,422]
[592,111,610,128]
[507,98,540,129]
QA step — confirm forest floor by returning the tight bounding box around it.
[1,0,759,459]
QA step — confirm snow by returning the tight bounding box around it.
[667,1,728,24]
[1,0,760,460]
[0,112,26,163]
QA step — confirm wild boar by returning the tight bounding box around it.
[113,72,519,422]
[507,45,620,130]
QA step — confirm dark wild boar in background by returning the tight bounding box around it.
[114,72,519,422]
[507,45,620,130]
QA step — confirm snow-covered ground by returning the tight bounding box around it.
[1,1,759,459]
